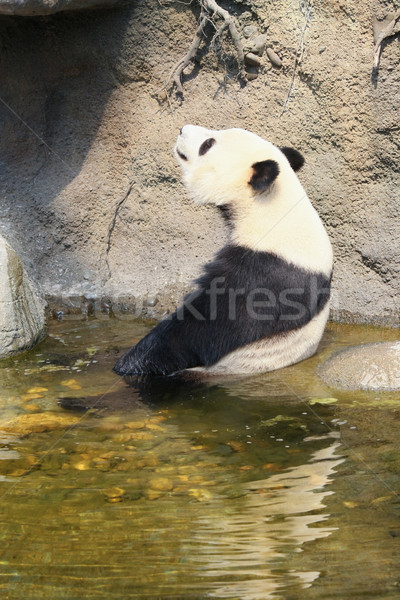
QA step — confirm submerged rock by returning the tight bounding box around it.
[0,411,80,435]
[0,0,126,15]
[0,235,46,360]
[319,342,400,391]
[149,477,173,492]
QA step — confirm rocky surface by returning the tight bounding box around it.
[319,342,400,391]
[0,235,46,359]
[0,0,126,15]
[0,0,398,325]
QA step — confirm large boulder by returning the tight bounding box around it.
[0,235,46,359]
[0,0,126,15]
[319,342,400,392]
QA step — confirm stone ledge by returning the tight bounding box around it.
[0,0,127,16]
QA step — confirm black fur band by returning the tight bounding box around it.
[114,245,331,376]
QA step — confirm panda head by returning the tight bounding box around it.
[174,125,305,207]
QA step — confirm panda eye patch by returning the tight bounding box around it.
[199,138,216,156]
[177,148,188,161]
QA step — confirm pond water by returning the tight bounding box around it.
[0,318,399,600]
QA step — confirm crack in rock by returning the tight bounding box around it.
[105,182,134,279]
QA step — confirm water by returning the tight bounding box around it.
[0,319,399,599]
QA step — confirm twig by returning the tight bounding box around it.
[373,10,400,72]
[281,1,311,117]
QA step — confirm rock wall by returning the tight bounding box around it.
[0,0,399,325]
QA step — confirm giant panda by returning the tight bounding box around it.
[114,125,333,378]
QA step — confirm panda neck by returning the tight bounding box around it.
[223,193,333,276]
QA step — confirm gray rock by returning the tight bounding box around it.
[319,342,400,391]
[145,297,158,307]
[266,47,282,68]
[0,236,46,359]
[250,34,268,55]
[244,52,262,67]
[246,68,258,81]
[243,25,258,39]
[0,0,126,15]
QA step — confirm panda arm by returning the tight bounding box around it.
[113,289,212,376]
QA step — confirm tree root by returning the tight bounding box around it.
[169,13,208,94]
[167,0,245,95]
[373,10,400,72]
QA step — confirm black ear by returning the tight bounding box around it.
[279,147,305,172]
[249,160,279,192]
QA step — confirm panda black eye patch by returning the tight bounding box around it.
[199,138,216,156]
[177,148,188,161]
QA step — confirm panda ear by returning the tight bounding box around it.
[279,147,305,172]
[249,160,279,192]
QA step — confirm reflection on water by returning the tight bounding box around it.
[0,319,399,599]
[198,435,343,599]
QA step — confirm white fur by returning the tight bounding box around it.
[189,303,330,376]
[175,125,332,276]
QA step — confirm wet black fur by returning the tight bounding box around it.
[114,245,331,376]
